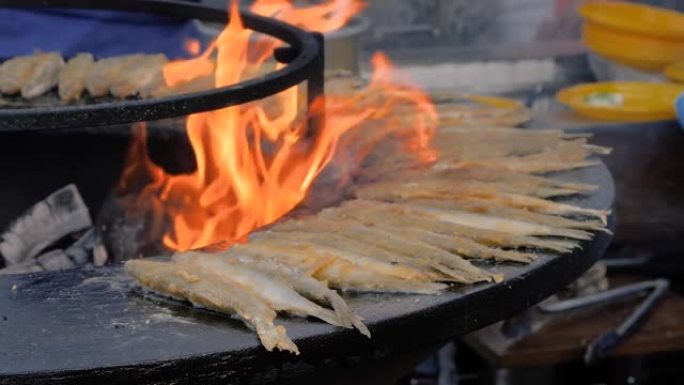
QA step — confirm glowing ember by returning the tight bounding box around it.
[121,0,437,251]
[184,39,203,56]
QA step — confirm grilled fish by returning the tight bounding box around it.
[125,259,299,354]
[0,54,38,95]
[85,54,145,97]
[59,53,95,102]
[21,52,65,99]
[110,54,168,98]
[173,252,346,328]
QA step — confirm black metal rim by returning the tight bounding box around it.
[0,0,325,131]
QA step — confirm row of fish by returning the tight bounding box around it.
[0,52,170,102]
[125,125,611,354]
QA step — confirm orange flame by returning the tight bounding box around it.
[252,0,366,33]
[122,0,436,251]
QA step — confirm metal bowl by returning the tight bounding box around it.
[323,16,369,75]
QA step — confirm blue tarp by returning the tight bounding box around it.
[0,8,202,59]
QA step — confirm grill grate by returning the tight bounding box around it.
[0,0,325,132]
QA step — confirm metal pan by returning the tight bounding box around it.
[0,161,615,385]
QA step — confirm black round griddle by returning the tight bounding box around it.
[0,162,615,385]
[0,0,325,132]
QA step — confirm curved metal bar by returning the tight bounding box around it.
[0,0,325,131]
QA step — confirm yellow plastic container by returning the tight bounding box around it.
[664,61,684,82]
[579,2,684,72]
[556,82,684,121]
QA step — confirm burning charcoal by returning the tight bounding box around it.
[94,193,169,263]
[0,184,92,266]
[0,229,96,275]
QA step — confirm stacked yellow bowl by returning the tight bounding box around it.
[580,1,684,72]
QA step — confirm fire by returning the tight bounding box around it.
[251,0,366,33]
[121,0,437,251]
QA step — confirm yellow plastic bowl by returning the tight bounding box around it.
[580,2,684,72]
[465,94,525,110]
[556,82,684,121]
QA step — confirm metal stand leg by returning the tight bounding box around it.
[273,32,325,136]
[307,32,326,135]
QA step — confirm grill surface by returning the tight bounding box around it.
[0,0,325,132]
[0,162,615,385]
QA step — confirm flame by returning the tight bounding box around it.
[252,0,366,33]
[122,0,436,251]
